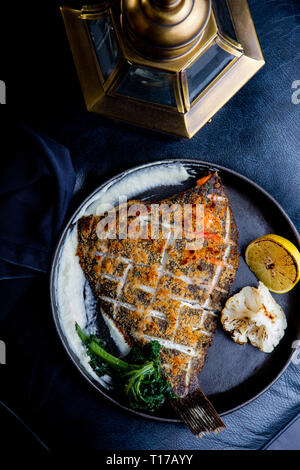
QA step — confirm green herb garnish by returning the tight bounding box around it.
[76,323,177,412]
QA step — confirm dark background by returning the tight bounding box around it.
[0,0,300,450]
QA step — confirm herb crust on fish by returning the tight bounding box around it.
[76,172,239,400]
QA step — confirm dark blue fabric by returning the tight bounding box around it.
[0,124,76,450]
[263,412,300,450]
[0,0,300,451]
[0,124,75,279]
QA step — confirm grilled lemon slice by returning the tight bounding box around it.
[245,234,300,293]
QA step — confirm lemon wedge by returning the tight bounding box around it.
[245,234,300,293]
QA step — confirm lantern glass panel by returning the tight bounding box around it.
[212,0,237,42]
[88,16,120,81]
[186,42,234,104]
[116,66,176,107]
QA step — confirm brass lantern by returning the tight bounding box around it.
[61,0,264,138]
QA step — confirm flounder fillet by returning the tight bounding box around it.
[76,172,239,399]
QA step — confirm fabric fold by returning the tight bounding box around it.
[0,123,75,279]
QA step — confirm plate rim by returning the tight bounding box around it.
[50,158,300,422]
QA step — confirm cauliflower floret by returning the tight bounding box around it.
[221,282,287,353]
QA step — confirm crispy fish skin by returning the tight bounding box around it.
[76,173,239,397]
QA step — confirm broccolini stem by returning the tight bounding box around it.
[75,322,89,343]
[89,340,130,372]
[124,362,154,399]
[76,323,132,372]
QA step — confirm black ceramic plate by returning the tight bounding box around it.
[50,159,300,421]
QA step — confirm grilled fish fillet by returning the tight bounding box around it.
[76,172,239,398]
